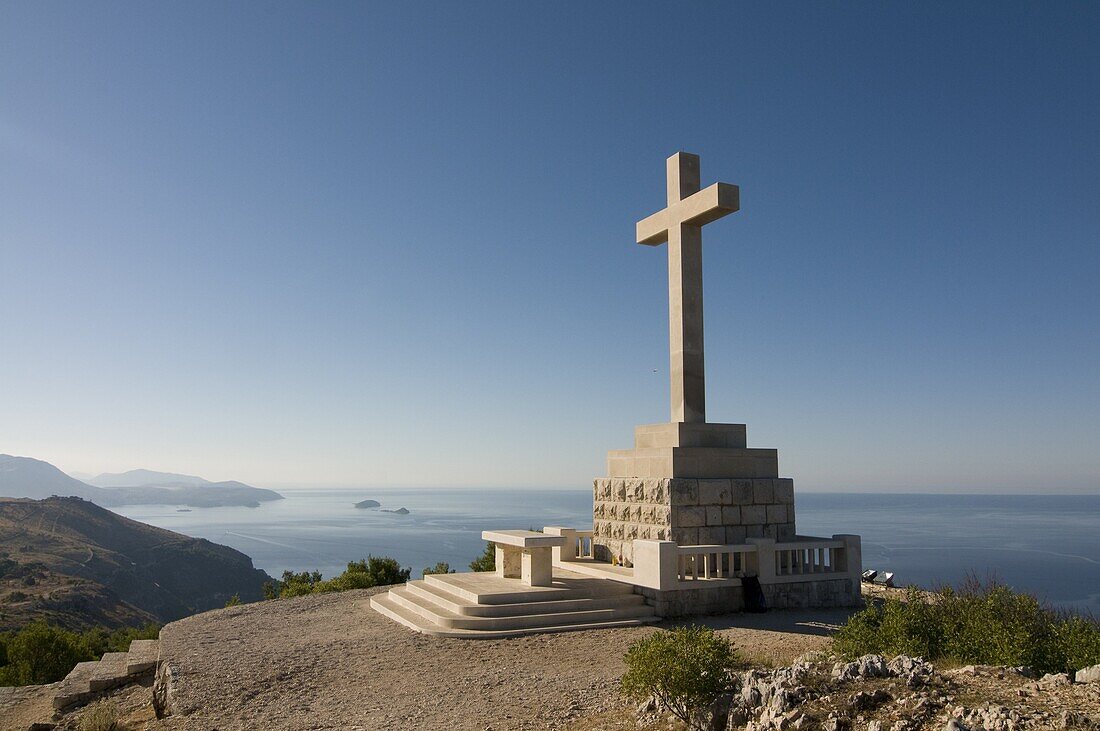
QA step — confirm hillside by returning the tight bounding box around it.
[0,455,283,508]
[88,469,214,488]
[0,496,274,631]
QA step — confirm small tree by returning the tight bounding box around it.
[423,562,454,577]
[621,626,739,731]
[323,556,411,590]
[469,542,495,572]
[224,594,241,607]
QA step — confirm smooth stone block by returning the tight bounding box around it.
[521,547,553,587]
[752,479,775,504]
[697,478,732,505]
[633,422,747,449]
[495,546,521,579]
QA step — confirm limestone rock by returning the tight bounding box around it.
[1074,664,1100,684]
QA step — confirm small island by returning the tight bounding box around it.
[380,507,410,515]
[354,499,380,509]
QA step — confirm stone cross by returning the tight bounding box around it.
[636,152,739,424]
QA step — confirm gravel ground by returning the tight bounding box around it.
[146,586,853,731]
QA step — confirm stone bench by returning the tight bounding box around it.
[481,530,566,587]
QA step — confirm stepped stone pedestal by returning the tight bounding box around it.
[368,569,659,638]
[594,422,796,566]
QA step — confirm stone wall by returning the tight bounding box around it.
[760,577,859,610]
[592,477,797,566]
[636,576,858,618]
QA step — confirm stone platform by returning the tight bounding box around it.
[368,568,660,638]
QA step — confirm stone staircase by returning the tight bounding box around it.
[53,639,159,711]
[370,569,660,638]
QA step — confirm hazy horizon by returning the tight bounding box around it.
[3,4,1098,494]
[22,455,1098,496]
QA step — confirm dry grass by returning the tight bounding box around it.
[78,699,122,731]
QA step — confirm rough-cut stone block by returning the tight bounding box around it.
[745,524,764,538]
[725,525,748,544]
[625,478,644,501]
[721,506,741,524]
[89,652,131,692]
[705,506,722,525]
[613,480,627,501]
[732,479,753,504]
[670,479,698,505]
[752,479,775,504]
[642,478,667,503]
[742,504,767,524]
[126,639,159,675]
[697,526,725,544]
[53,661,99,710]
[774,479,794,504]
[697,479,731,505]
[764,524,779,539]
[767,504,787,523]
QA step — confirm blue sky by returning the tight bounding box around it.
[1,2,1098,492]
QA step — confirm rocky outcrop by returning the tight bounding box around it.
[637,654,1100,731]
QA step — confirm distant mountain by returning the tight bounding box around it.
[0,496,274,630]
[0,455,108,502]
[0,455,283,508]
[88,469,211,488]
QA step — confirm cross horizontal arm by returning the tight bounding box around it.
[636,182,741,246]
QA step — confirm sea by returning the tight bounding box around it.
[113,490,1100,615]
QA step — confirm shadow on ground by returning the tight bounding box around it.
[662,607,859,637]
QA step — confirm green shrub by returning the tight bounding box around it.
[0,620,92,685]
[469,542,495,572]
[621,626,739,731]
[834,577,1100,675]
[81,623,160,658]
[224,594,241,607]
[276,570,324,598]
[270,556,412,598]
[423,562,454,577]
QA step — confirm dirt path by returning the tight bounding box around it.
[149,587,855,731]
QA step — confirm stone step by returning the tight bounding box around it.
[387,586,657,631]
[405,578,648,617]
[423,571,636,605]
[369,592,659,639]
[126,638,159,675]
[52,661,99,710]
[88,652,131,692]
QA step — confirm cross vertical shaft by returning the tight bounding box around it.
[635,152,739,425]
[666,153,706,423]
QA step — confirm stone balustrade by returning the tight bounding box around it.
[677,543,754,581]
